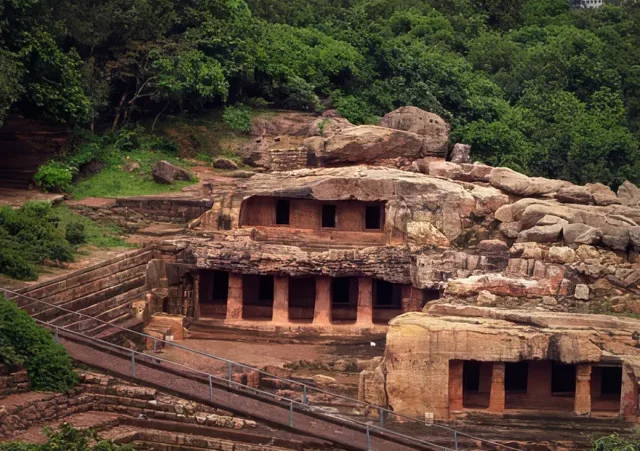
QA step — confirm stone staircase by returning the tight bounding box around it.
[14,248,155,338]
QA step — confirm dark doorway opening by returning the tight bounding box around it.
[463,361,491,408]
[322,204,336,228]
[289,277,315,322]
[242,275,274,320]
[373,279,402,324]
[275,199,290,225]
[552,363,576,395]
[199,270,229,318]
[505,361,528,393]
[365,205,381,230]
[331,277,357,323]
[421,288,441,308]
[601,366,622,395]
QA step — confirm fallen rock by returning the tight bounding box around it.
[617,180,640,207]
[601,227,630,250]
[548,246,576,264]
[586,183,620,206]
[516,224,563,243]
[380,106,450,157]
[152,160,192,184]
[212,158,239,170]
[450,143,471,164]
[556,186,593,205]
[489,167,571,197]
[477,240,510,259]
[476,290,496,306]
[122,161,141,173]
[574,284,590,300]
[563,223,600,245]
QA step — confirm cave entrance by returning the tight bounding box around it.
[462,361,492,409]
[372,279,402,324]
[331,277,357,324]
[198,270,229,319]
[592,365,622,413]
[289,277,316,323]
[242,275,274,320]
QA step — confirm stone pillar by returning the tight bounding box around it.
[621,363,638,420]
[488,362,505,414]
[272,276,289,323]
[356,277,373,326]
[574,364,592,416]
[194,272,201,319]
[313,276,332,325]
[226,273,243,321]
[448,360,464,414]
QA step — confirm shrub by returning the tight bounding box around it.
[592,432,640,451]
[34,161,74,192]
[0,423,135,450]
[65,221,86,245]
[0,295,77,391]
[223,104,253,133]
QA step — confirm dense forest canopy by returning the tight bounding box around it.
[2,0,640,186]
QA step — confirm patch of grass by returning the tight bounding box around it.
[70,148,195,200]
[51,206,131,248]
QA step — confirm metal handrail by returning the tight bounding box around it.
[0,287,520,451]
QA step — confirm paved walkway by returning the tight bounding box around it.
[58,334,436,451]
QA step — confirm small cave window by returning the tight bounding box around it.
[322,204,336,228]
[365,205,381,230]
[505,361,529,393]
[275,199,290,225]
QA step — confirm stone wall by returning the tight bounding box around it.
[0,365,29,397]
[115,197,212,223]
[0,372,256,438]
[269,148,309,171]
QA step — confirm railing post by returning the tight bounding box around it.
[131,351,136,377]
[209,374,213,402]
[289,401,293,427]
[379,407,384,427]
[54,327,59,343]
[454,430,459,451]
[366,424,371,451]
[303,385,308,405]
[153,338,157,354]
[227,362,232,388]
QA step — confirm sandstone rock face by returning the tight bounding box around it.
[152,160,192,184]
[556,186,593,205]
[311,126,426,166]
[489,167,572,197]
[366,305,640,420]
[380,106,450,157]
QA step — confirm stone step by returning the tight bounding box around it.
[31,274,146,322]
[51,286,147,328]
[65,302,135,333]
[89,316,144,339]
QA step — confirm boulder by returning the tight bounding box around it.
[499,221,521,238]
[459,163,493,183]
[629,226,640,250]
[379,107,450,157]
[617,181,640,207]
[563,224,600,245]
[152,160,192,184]
[427,160,462,179]
[122,161,140,173]
[548,246,576,264]
[476,290,496,306]
[516,224,563,243]
[213,158,239,170]
[601,226,630,250]
[311,126,425,166]
[406,222,450,247]
[586,183,620,206]
[556,186,593,205]
[574,284,590,301]
[477,239,510,259]
[489,167,571,197]
[450,143,471,164]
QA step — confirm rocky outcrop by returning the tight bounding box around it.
[489,167,572,197]
[380,106,450,157]
[152,160,192,184]
[309,126,427,166]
